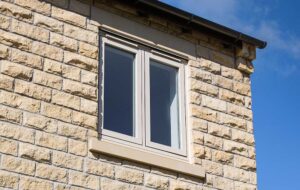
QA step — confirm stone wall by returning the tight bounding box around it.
[0,0,257,189]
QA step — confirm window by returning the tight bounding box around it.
[100,34,186,157]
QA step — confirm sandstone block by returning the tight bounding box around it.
[0,14,10,30]
[62,65,81,81]
[36,163,68,183]
[57,122,87,141]
[44,59,62,74]
[234,156,256,171]
[23,112,57,133]
[80,98,97,115]
[34,13,63,33]
[19,143,51,163]
[2,155,35,175]
[212,150,233,164]
[0,122,34,143]
[190,59,221,74]
[69,171,99,190]
[15,80,52,101]
[223,140,248,157]
[64,24,98,45]
[219,88,244,106]
[190,79,218,97]
[52,6,86,27]
[204,134,223,149]
[86,159,115,178]
[0,1,32,22]
[79,42,98,59]
[221,66,243,82]
[233,81,251,96]
[52,90,80,110]
[100,178,132,190]
[72,111,97,129]
[201,95,227,112]
[68,139,87,156]
[218,113,247,130]
[0,138,18,156]
[192,130,204,144]
[15,0,51,15]
[11,19,49,42]
[0,170,18,189]
[0,29,32,51]
[145,174,169,190]
[213,176,234,190]
[31,41,63,61]
[33,70,62,89]
[213,75,233,90]
[208,122,231,139]
[169,179,197,190]
[190,105,217,123]
[0,90,40,112]
[0,60,33,80]
[190,91,201,105]
[191,117,208,132]
[224,165,250,183]
[64,51,98,72]
[115,167,144,184]
[50,33,78,52]
[81,70,97,86]
[235,182,256,190]
[63,79,97,99]
[35,131,67,151]
[227,103,253,120]
[0,74,14,91]
[193,144,211,159]
[0,105,22,124]
[232,129,255,146]
[19,176,52,190]
[52,151,83,171]
[190,67,212,83]
[11,49,43,69]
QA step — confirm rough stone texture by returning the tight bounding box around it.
[0,1,259,190]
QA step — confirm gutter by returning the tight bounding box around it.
[135,0,267,49]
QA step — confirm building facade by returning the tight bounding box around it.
[0,0,265,189]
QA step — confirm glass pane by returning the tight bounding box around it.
[150,60,180,148]
[103,45,135,136]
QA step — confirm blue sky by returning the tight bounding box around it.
[161,0,300,189]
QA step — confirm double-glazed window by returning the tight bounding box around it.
[100,34,187,156]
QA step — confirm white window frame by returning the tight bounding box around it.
[100,34,187,158]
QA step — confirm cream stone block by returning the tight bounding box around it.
[57,122,87,141]
[190,91,201,105]
[169,179,198,190]
[201,95,227,112]
[41,102,72,123]
[190,66,213,83]
[0,138,18,156]
[232,129,255,146]
[50,33,78,52]
[52,6,86,27]
[79,42,98,59]
[212,75,233,90]
[0,1,33,22]
[227,103,253,120]
[212,150,233,164]
[15,0,51,15]
[191,118,208,132]
[221,66,243,82]
[204,134,223,149]
[69,171,99,190]
[36,163,68,183]
[0,60,33,80]
[23,112,57,133]
[213,176,234,190]
[34,13,63,33]
[190,105,217,123]
[19,176,53,190]
[14,80,52,101]
[63,79,97,100]
[208,122,231,139]
[62,65,81,81]
[115,167,144,184]
[44,59,62,74]
[35,131,68,151]
[193,144,211,160]
[190,79,218,97]
[11,19,49,42]
[192,130,204,144]
[52,90,80,110]
[0,74,14,91]
[234,156,256,171]
[52,151,83,171]
[233,81,251,96]
[31,41,63,61]
[0,44,9,60]
[72,111,97,129]
[0,14,10,30]
[2,155,35,175]
[145,174,169,190]
[68,139,87,156]
[64,51,98,72]
[0,29,32,51]
[11,48,43,69]
[100,178,132,190]
[19,143,51,162]
[224,165,250,183]
[0,170,18,189]
[0,122,34,143]
[218,113,247,130]
[33,70,62,90]
[219,88,245,106]
[55,184,87,190]
[223,140,248,157]
[0,90,40,113]
[80,98,97,115]
[0,105,22,124]
[64,24,98,45]
[190,59,221,74]
[86,159,115,178]
[81,70,97,86]
[235,181,256,190]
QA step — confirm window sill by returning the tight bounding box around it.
[89,138,206,179]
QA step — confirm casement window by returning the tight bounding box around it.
[100,33,187,158]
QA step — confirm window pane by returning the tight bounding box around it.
[150,60,180,148]
[103,45,135,136]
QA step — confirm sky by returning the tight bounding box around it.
[160,0,300,189]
